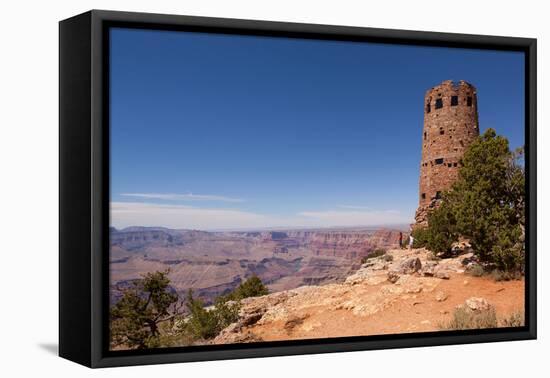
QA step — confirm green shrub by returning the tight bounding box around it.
[185,276,268,340]
[147,319,195,348]
[442,305,498,330]
[411,228,429,248]
[360,249,387,264]
[425,201,459,255]
[185,290,240,340]
[224,275,269,301]
[467,264,485,277]
[371,248,387,258]
[185,290,220,339]
[490,269,522,282]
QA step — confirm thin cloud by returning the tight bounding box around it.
[120,193,244,203]
[297,209,411,226]
[339,205,372,210]
[111,202,413,231]
[111,202,266,230]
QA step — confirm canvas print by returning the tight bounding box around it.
[108,28,526,351]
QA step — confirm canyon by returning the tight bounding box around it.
[110,226,405,305]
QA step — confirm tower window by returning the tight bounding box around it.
[435,158,444,165]
[435,98,443,109]
[451,96,458,106]
[424,132,427,140]
[447,163,452,167]
[421,193,426,200]
[453,163,458,167]
[435,191,442,199]
[467,96,473,106]
[426,102,431,113]
[440,128,444,135]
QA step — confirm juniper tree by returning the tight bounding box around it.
[110,270,181,349]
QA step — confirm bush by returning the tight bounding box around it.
[360,249,387,264]
[224,275,269,301]
[185,290,240,340]
[442,305,498,330]
[371,248,387,258]
[467,264,485,277]
[425,201,459,255]
[411,228,429,248]
[185,276,268,340]
[490,269,522,282]
[147,319,195,348]
[501,311,524,327]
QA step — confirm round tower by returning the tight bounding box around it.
[415,80,480,226]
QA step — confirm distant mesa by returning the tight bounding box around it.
[109,226,403,305]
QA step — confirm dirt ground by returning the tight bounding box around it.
[246,274,525,341]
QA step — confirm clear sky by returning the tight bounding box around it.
[109,27,525,231]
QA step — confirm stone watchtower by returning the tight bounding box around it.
[415,80,480,226]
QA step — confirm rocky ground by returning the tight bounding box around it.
[213,248,525,344]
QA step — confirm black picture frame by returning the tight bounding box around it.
[59,9,537,368]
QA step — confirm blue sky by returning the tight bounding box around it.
[109,27,525,230]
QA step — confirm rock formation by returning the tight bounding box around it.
[211,247,526,344]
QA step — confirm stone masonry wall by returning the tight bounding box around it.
[415,80,480,226]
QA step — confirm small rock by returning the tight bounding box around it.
[463,280,469,285]
[387,271,401,283]
[496,287,505,293]
[404,284,423,294]
[434,270,450,280]
[435,291,448,302]
[421,320,431,325]
[465,297,491,312]
[439,310,449,315]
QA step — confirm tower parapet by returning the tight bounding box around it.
[415,80,480,226]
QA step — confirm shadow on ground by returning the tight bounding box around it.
[38,343,58,355]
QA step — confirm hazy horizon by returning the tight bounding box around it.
[110,221,412,233]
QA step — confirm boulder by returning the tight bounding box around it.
[240,311,264,327]
[395,257,422,274]
[421,261,438,277]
